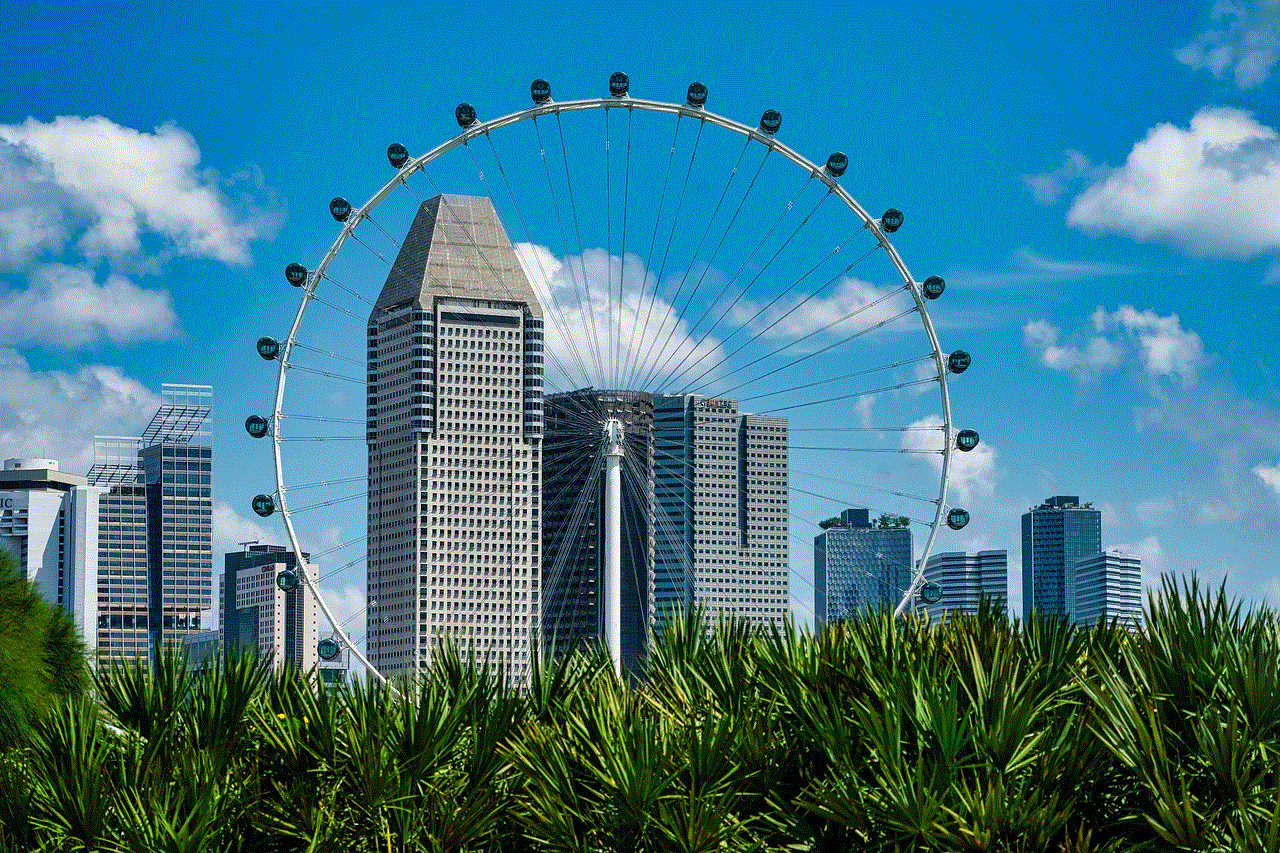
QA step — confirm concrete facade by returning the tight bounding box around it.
[813,508,912,622]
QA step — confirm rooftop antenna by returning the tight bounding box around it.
[239,539,259,553]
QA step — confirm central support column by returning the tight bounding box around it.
[603,417,624,679]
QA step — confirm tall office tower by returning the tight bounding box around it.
[1021,495,1101,621]
[921,550,1008,621]
[651,394,789,629]
[542,389,654,672]
[89,385,214,660]
[813,508,912,623]
[1073,550,1142,628]
[367,195,543,677]
[221,544,319,671]
[0,458,102,651]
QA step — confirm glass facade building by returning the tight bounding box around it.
[813,508,912,622]
[1073,549,1142,628]
[1021,495,1101,621]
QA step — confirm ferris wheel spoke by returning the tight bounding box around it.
[346,229,391,265]
[752,375,938,416]
[289,341,366,367]
[737,353,935,403]
[361,211,403,250]
[282,362,365,385]
[790,466,941,506]
[317,272,377,308]
[305,293,366,324]
[284,492,366,515]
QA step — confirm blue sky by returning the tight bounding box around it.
[2,1,1278,633]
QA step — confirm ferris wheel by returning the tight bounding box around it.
[245,75,978,683]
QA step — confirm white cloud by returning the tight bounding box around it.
[952,247,1143,290]
[0,348,158,473]
[731,276,907,343]
[1110,535,1167,591]
[1255,461,1280,497]
[514,243,726,391]
[1176,0,1280,88]
[1021,150,1096,204]
[1023,306,1205,386]
[1067,107,1280,258]
[902,415,1002,505]
[0,115,278,267]
[0,263,178,347]
[212,501,275,564]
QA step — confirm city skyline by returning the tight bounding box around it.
[2,2,1279,642]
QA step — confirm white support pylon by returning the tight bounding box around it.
[603,417,624,679]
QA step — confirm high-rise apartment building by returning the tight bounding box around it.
[221,544,318,671]
[0,458,102,651]
[1021,496,1101,621]
[89,385,214,660]
[1073,550,1142,628]
[542,389,654,672]
[813,508,912,622]
[921,550,1008,621]
[366,195,543,676]
[651,394,789,628]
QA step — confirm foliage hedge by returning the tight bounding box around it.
[4,577,1280,852]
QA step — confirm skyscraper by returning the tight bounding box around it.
[0,458,102,652]
[1073,550,1142,628]
[651,394,789,629]
[221,544,318,671]
[88,385,214,660]
[921,550,1008,621]
[542,389,654,672]
[813,508,912,622]
[1021,496,1101,621]
[366,194,543,676]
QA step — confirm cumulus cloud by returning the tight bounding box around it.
[0,115,278,268]
[1256,461,1280,497]
[1176,0,1280,88]
[1110,535,1167,591]
[902,415,1002,505]
[1023,306,1205,386]
[1067,107,1280,258]
[1022,150,1096,204]
[0,348,159,472]
[730,276,910,342]
[514,243,726,391]
[212,501,276,565]
[0,263,178,347]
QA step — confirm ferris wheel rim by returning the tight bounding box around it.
[267,87,956,681]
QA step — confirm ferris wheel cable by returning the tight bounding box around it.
[361,211,403,250]
[531,117,608,387]
[288,341,366,367]
[305,293,366,323]
[642,143,772,391]
[281,363,365,385]
[546,458,605,634]
[790,446,941,454]
[277,412,366,424]
[286,491,366,515]
[474,134,595,388]
[707,298,915,399]
[314,554,366,585]
[790,424,944,432]
[754,374,938,415]
[790,466,940,505]
[276,474,367,491]
[792,486,928,530]
[617,107,636,389]
[396,174,423,205]
[554,111,610,386]
[621,113,684,390]
[740,354,936,402]
[276,436,365,442]
[316,272,377,308]
[347,230,390,265]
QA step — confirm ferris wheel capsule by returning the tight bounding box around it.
[919,581,943,604]
[948,350,971,374]
[686,82,708,107]
[947,508,970,530]
[285,263,308,286]
[276,569,299,592]
[244,415,269,438]
[881,209,904,232]
[455,103,477,128]
[759,109,782,135]
[317,637,342,661]
[825,152,848,177]
[609,72,629,97]
[530,79,552,103]
[256,337,279,360]
[955,429,980,452]
[329,197,352,222]
[251,494,276,517]
[922,276,946,299]
[386,143,409,169]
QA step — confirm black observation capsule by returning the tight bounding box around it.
[955,429,980,452]
[329,197,351,222]
[245,415,269,438]
[251,494,276,517]
[919,582,943,604]
[686,82,708,107]
[881,209,904,233]
[256,337,279,360]
[826,152,848,177]
[922,276,946,299]
[318,638,342,660]
[531,79,552,103]
[387,143,409,169]
[285,263,307,286]
[947,508,971,530]
[276,570,299,592]
[759,109,782,134]
[609,72,629,97]
[455,103,477,128]
[948,350,971,374]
